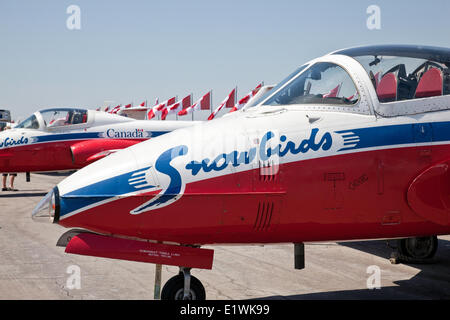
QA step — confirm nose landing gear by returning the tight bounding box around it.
[161,267,206,300]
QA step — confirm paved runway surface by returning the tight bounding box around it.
[0,173,449,300]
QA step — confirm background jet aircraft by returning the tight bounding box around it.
[0,107,198,173]
[34,45,450,300]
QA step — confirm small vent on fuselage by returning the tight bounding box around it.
[254,201,274,231]
[258,160,279,182]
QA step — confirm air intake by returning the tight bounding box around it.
[254,201,274,231]
[258,160,279,182]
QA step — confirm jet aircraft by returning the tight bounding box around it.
[33,45,450,299]
[0,107,198,174]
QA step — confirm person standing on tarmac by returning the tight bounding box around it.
[1,126,18,191]
[2,173,17,191]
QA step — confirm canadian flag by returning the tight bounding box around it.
[208,88,236,121]
[138,101,147,108]
[161,94,192,120]
[323,83,341,98]
[147,99,159,116]
[123,103,132,109]
[146,97,176,120]
[110,105,121,114]
[229,83,263,113]
[178,91,212,116]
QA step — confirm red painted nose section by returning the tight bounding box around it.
[65,233,214,269]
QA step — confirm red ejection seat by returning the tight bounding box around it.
[376,73,397,102]
[414,68,443,98]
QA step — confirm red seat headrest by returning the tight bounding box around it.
[415,68,443,98]
[374,71,381,88]
[376,73,397,102]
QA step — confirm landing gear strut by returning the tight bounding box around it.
[390,235,438,264]
[161,267,206,300]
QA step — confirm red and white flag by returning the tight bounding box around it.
[110,105,121,114]
[347,92,359,100]
[103,106,109,112]
[161,94,192,120]
[208,88,236,121]
[178,91,212,116]
[123,103,132,109]
[323,84,341,98]
[229,83,263,113]
[137,101,147,108]
[146,97,176,120]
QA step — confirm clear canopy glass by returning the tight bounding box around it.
[40,108,88,128]
[15,114,40,129]
[262,62,359,107]
[353,55,449,102]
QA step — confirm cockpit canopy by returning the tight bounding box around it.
[336,45,450,103]
[257,45,450,116]
[16,108,89,130]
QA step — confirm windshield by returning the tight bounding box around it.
[253,65,308,106]
[353,55,450,102]
[0,110,11,122]
[263,62,359,107]
[15,114,40,129]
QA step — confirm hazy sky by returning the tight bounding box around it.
[1,0,450,121]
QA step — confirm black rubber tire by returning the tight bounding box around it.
[398,236,438,260]
[160,274,206,300]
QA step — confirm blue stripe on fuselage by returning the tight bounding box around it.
[34,132,102,143]
[59,166,153,217]
[146,131,168,138]
[335,121,450,152]
[32,131,169,143]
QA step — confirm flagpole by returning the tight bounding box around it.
[210,89,213,121]
[174,95,178,121]
[233,85,237,116]
[189,92,193,122]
